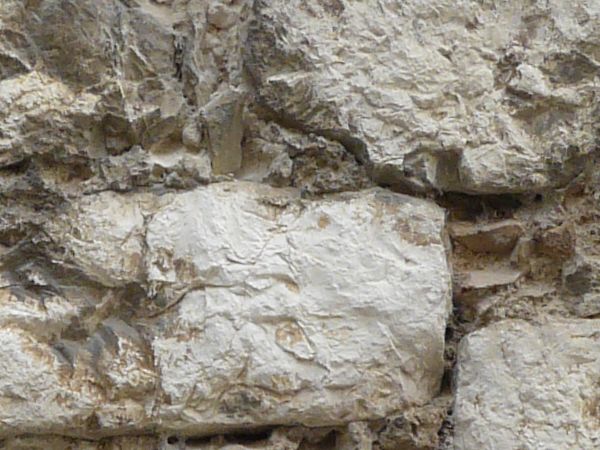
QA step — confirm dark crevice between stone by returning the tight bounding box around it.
[224,428,273,444]
[0,157,31,174]
[435,192,523,221]
[435,315,460,450]
[299,430,337,450]
[184,435,213,446]
[164,427,275,448]
[435,402,455,450]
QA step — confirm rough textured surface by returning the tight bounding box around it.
[247,0,599,193]
[147,184,450,432]
[1,0,600,448]
[0,183,451,440]
[454,319,600,449]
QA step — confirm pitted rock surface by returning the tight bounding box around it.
[1,0,600,448]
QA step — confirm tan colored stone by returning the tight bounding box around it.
[535,221,576,259]
[1,184,451,438]
[455,267,522,292]
[246,0,599,194]
[449,220,524,254]
[204,88,245,175]
[147,183,451,433]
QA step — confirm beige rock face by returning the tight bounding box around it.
[247,0,599,193]
[2,0,600,448]
[0,72,100,167]
[147,184,451,432]
[0,184,451,440]
[0,435,160,450]
[454,319,600,450]
[449,220,523,255]
[45,191,149,287]
[0,0,250,202]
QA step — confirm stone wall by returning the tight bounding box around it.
[0,1,599,449]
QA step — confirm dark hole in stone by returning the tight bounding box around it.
[185,436,213,446]
[299,430,338,450]
[534,194,543,202]
[436,193,522,221]
[167,436,179,445]
[445,327,453,340]
[441,367,453,391]
[483,194,522,215]
[0,157,30,174]
[410,422,418,435]
[0,227,28,247]
[224,429,273,444]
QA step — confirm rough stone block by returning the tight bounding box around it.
[454,319,600,449]
[147,183,452,432]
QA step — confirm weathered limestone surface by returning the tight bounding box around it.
[147,184,451,432]
[454,319,600,450]
[0,184,451,439]
[0,435,160,450]
[1,0,600,448]
[247,0,599,193]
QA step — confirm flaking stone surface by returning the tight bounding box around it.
[247,0,599,194]
[0,183,452,438]
[454,319,600,450]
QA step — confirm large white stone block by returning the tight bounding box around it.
[147,183,452,432]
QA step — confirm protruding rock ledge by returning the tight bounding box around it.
[449,220,524,255]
